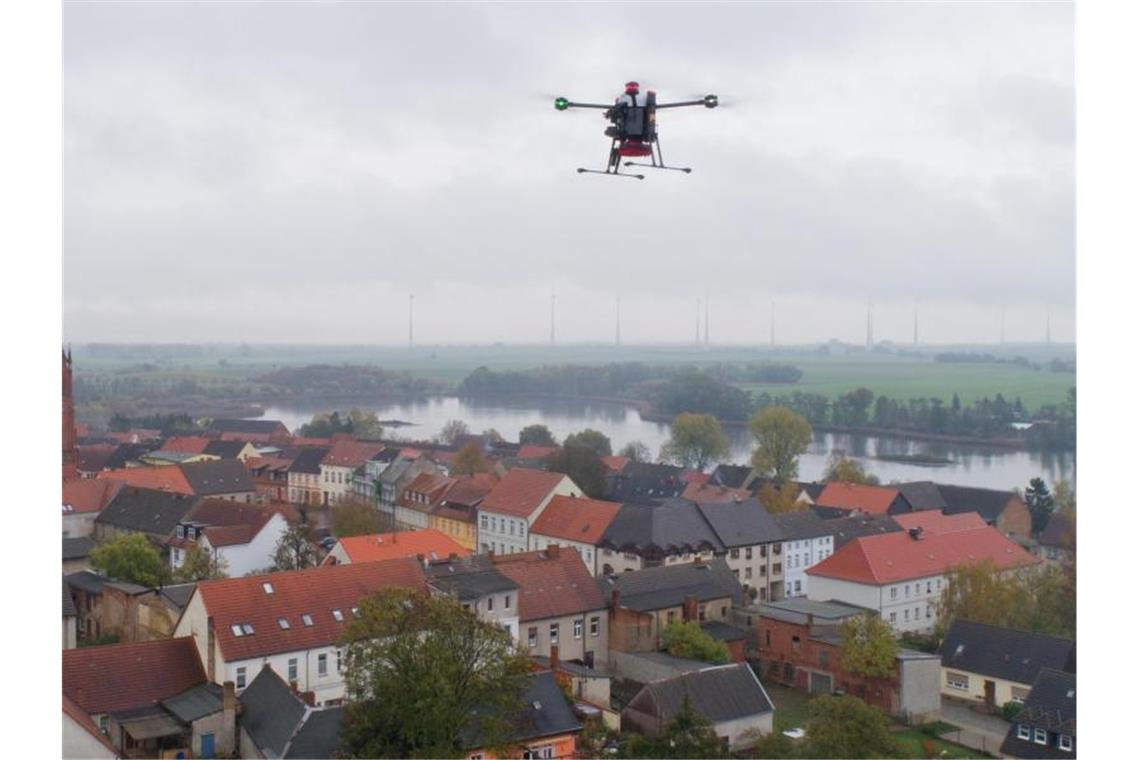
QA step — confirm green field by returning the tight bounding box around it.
[892,729,991,759]
[72,342,1075,410]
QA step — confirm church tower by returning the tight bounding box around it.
[63,349,78,481]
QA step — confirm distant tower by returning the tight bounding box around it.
[770,300,776,347]
[695,299,701,345]
[550,292,556,346]
[704,295,710,346]
[1045,308,1051,344]
[615,295,621,346]
[62,348,78,481]
[408,294,414,348]
[866,300,874,349]
[913,302,919,346]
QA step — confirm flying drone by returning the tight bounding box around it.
[554,81,719,179]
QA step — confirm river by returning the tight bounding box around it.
[257,396,1074,491]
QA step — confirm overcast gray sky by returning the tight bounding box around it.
[64,1,1074,345]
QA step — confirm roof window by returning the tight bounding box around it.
[277,617,290,630]
[242,623,254,635]
[302,614,314,626]
[332,609,344,622]
[262,582,274,594]
[231,624,244,637]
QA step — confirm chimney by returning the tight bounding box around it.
[682,594,698,623]
[301,690,316,707]
[693,555,704,567]
[546,544,561,559]
[220,680,237,755]
[550,643,560,674]
[206,617,216,679]
[908,527,924,540]
[610,588,620,609]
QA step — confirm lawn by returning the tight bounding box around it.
[892,729,991,759]
[763,682,812,732]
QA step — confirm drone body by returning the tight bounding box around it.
[554,81,719,179]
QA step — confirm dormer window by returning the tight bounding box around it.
[176,526,185,539]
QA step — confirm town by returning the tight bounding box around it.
[61,351,1076,759]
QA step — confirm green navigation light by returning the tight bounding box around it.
[554,97,569,111]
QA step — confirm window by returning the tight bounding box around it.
[550,623,559,644]
[487,597,494,611]
[667,610,676,623]
[794,580,802,593]
[318,654,328,677]
[302,614,314,627]
[745,547,753,560]
[904,609,909,621]
[480,515,488,529]
[1011,686,1030,703]
[504,594,511,609]
[698,604,706,622]
[730,549,740,559]
[765,629,771,647]
[337,648,343,673]
[242,623,254,635]
[288,658,298,683]
[890,587,898,599]
[574,619,583,639]
[926,606,932,619]
[262,582,274,594]
[99,715,109,734]
[332,609,344,622]
[590,616,600,636]
[773,563,781,574]
[926,581,932,593]
[352,607,360,618]
[528,626,538,647]
[745,567,753,579]
[176,525,185,538]
[1058,734,1072,751]
[1034,729,1047,745]
[946,672,969,690]
[819,650,829,668]
[791,635,801,652]
[278,617,291,630]
[889,612,897,623]
[236,667,247,689]
[1017,725,1031,740]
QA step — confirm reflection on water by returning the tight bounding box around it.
[259,396,1074,491]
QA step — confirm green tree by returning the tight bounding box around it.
[340,587,532,758]
[619,440,651,463]
[548,445,608,499]
[661,693,728,758]
[803,694,902,759]
[748,406,812,482]
[90,533,168,587]
[1053,479,1076,519]
[662,621,730,664]
[519,424,557,446]
[438,419,470,446]
[174,543,228,582]
[822,454,880,485]
[271,522,320,571]
[1028,565,1076,639]
[1025,477,1055,534]
[938,560,1035,635]
[563,428,613,458]
[332,497,384,538]
[756,480,807,514]
[452,441,490,475]
[659,413,731,471]
[347,409,385,439]
[840,614,897,680]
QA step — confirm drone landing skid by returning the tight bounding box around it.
[623,139,691,173]
[577,168,645,180]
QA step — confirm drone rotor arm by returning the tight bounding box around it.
[656,94,719,109]
[554,97,612,111]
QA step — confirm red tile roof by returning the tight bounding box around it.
[517,444,559,460]
[493,547,606,621]
[322,440,386,469]
[398,473,455,511]
[441,473,499,507]
[62,478,123,515]
[332,530,471,565]
[63,637,206,715]
[63,694,120,754]
[807,527,1040,585]
[680,481,751,504]
[162,436,212,454]
[97,465,195,495]
[893,511,988,536]
[169,498,286,548]
[815,482,901,515]
[481,469,569,518]
[530,495,622,545]
[196,558,427,661]
[77,443,117,473]
[600,455,630,474]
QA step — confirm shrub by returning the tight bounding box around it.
[662,621,730,664]
[1001,700,1024,721]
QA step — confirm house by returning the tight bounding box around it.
[77,443,119,478]
[98,460,258,501]
[238,664,345,759]
[1036,512,1075,567]
[707,464,755,489]
[825,513,904,549]
[377,454,445,517]
[604,559,742,656]
[63,478,123,537]
[207,418,291,443]
[938,484,1033,540]
[493,545,610,668]
[160,436,213,455]
[63,694,119,759]
[772,510,836,598]
[695,498,787,603]
[600,455,630,474]
[425,553,521,641]
[806,521,1040,633]
[172,558,427,705]
[320,440,387,506]
[895,481,948,512]
[62,637,232,758]
[680,481,752,504]
[939,619,1075,711]
[528,494,623,575]
[97,465,196,495]
[463,670,583,760]
[168,499,291,577]
[63,536,97,574]
[605,461,688,504]
[203,439,260,462]
[622,663,774,751]
[351,447,400,504]
[93,486,199,547]
[478,468,582,555]
[755,598,941,722]
[324,529,471,566]
[597,500,724,575]
[64,579,79,649]
[287,446,329,506]
[245,455,293,502]
[999,668,1076,758]
[394,471,455,530]
[814,482,912,516]
[429,472,499,550]
[140,450,220,467]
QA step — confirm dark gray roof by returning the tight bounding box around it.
[63,579,78,618]
[940,620,1075,685]
[606,462,688,504]
[1039,513,1075,548]
[695,499,785,548]
[708,465,753,489]
[160,583,198,611]
[66,570,107,596]
[63,536,97,561]
[161,682,223,723]
[939,484,1021,521]
[180,459,255,495]
[202,439,248,459]
[95,487,198,537]
[289,447,330,475]
[631,663,773,724]
[699,621,747,642]
[106,442,161,469]
[601,502,724,556]
[209,418,286,434]
[1000,669,1076,759]
[758,598,869,625]
[284,707,345,759]
[605,559,742,612]
[426,555,518,601]
[463,671,581,750]
[895,481,948,511]
[238,666,307,757]
[772,510,832,541]
[816,513,903,549]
